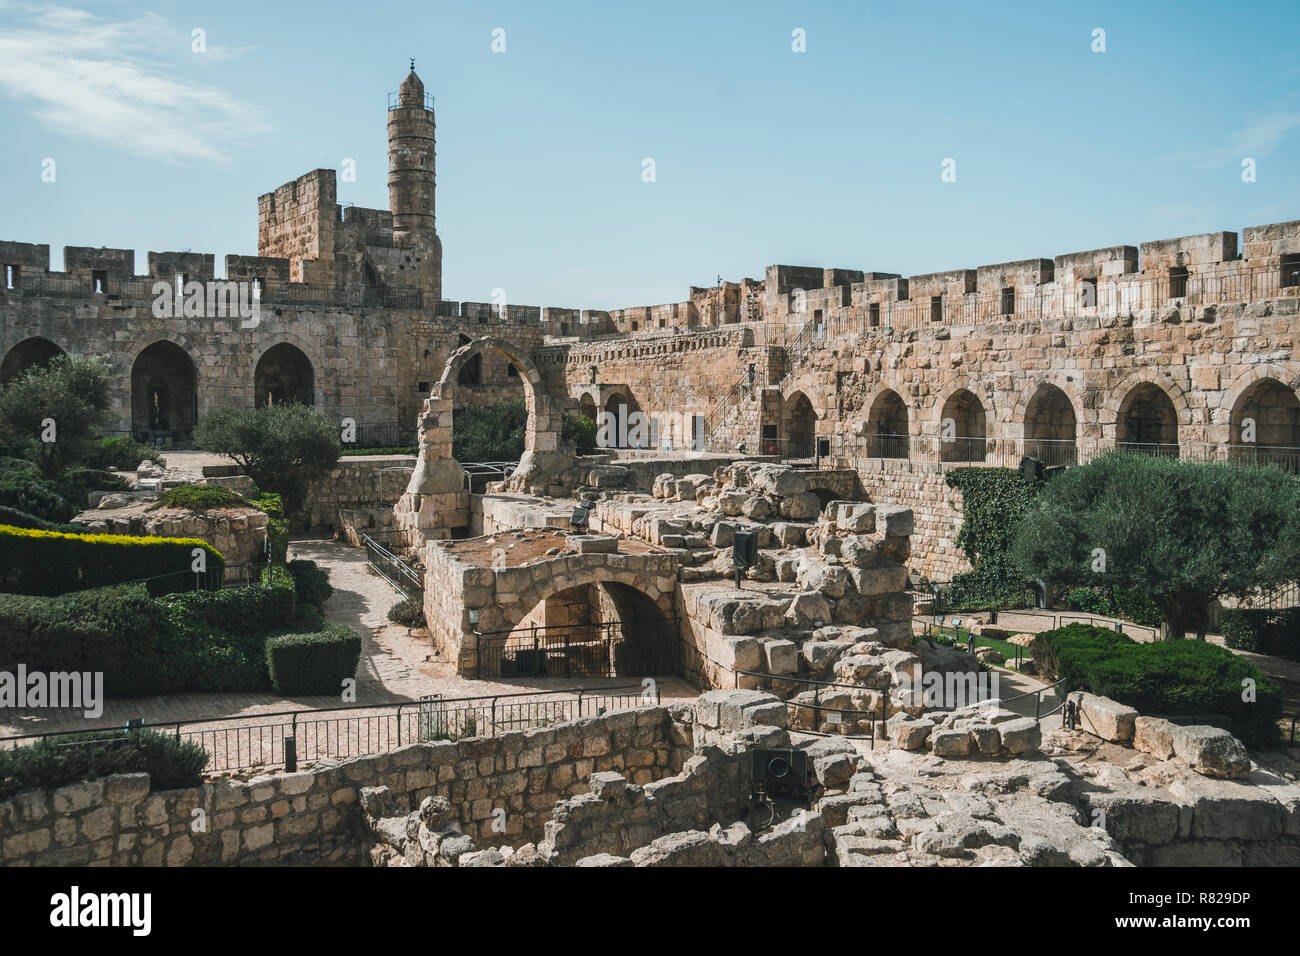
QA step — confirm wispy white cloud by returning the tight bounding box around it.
[0,2,271,164]
[1170,111,1300,171]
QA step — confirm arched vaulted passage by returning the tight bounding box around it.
[1,337,65,385]
[1117,382,1179,455]
[1024,383,1078,466]
[866,389,909,459]
[131,341,198,443]
[255,343,315,408]
[782,391,817,459]
[938,388,986,462]
[1230,378,1300,468]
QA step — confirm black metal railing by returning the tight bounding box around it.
[342,422,417,450]
[475,617,682,679]
[0,686,655,774]
[361,532,422,599]
[732,669,879,746]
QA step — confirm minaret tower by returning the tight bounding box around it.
[388,61,442,298]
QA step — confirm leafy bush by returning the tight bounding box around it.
[1031,623,1282,747]
[1222,607,1300,660]
[0,729,208,799]
[0,467,75,523]
[453,397,526,462]
[265,623,362,695]
[287,559,332,610]
[85,436,163,471]
[1064,586,1164,628]
[0,355,114,479]
[387,597,425,627]
[0,506,80,533]
[248,490,288,564]
[151,484,250,511]
[562,414,598,455]
[54,466,130,511]
[158,564,296,637]
[0,524,223,597]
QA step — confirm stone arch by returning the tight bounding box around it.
[1023,382,1079,465]
[1115,381,1181,453]
[0,336,65,385]
[1010,374,1086,437]
[455,333,482,386]
[937,387,987,462]
[255,342,315,408]
[865,388,909,459]
[131,340,198,442]
[485,576,679,677]
[1100,370,1190,438]
[782,390,817,459]
[1227,374,1300,464]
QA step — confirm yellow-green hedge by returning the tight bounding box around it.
[0,524,224,596]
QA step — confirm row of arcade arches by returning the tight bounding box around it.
[780,377,1300,464]
[0,336,315,442]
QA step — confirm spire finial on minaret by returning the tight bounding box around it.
[410,57,415,71]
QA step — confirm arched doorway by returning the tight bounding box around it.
[1,337,65,385]
[1231,378,1300,468]
[939,389,986,462]
[602,390,642,449]
[1024,383,1078,466]
[782,391,817,460]
[131,341,198,443]
[1117,383,1179,456]
[485,580,679,678]
[867,390,909,459]
[255,343,315,407]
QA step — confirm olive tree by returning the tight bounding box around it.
[1012,452,1300,640]
[0,355,114,479]
[194,404,341,517]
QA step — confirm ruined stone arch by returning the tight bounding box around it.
[937,387,988,462]
[864,385,910,459]
[434,337,553,451]
[0,336,66,385]
[781,389,818,459]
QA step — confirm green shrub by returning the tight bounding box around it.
[0,524,223,597]
[151,484,250,511]
[265,623,362,695]
[943,468,1036,608]
[1222,608,1300,660]
[0,585,174,695]
[1064,586,1164,628]
[287,559,332,610]
[0,468,74,523]
[248,491,288,564]
[387,597,425,627]
[562,414,598,455]
[0,506,80,532]
[1032,623,1282,747]
[453,397,527,462]
[54,467,130,511]
[158,564,296,637]
[0,729,208,799]
[85,436,163,471]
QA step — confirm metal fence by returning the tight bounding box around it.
[733,670,879,745]
[361,532,422,599]
[342,422,417,449]
[475,617,682,679]
[0,686,655,774]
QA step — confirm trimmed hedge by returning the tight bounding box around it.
[157,564,296,636]
[266,623,362,695]
[1222,607,1300,660]
[288,559,333,610]
[0,524,223,597]
[0,729,208,799]
[1031,623,1282,747]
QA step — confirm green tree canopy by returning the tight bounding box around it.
[1012,452,1300,640]
[194,404,341,517]
[452,397,527,462]
[0,355,114,479]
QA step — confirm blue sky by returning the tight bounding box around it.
[1,0,1297,309]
